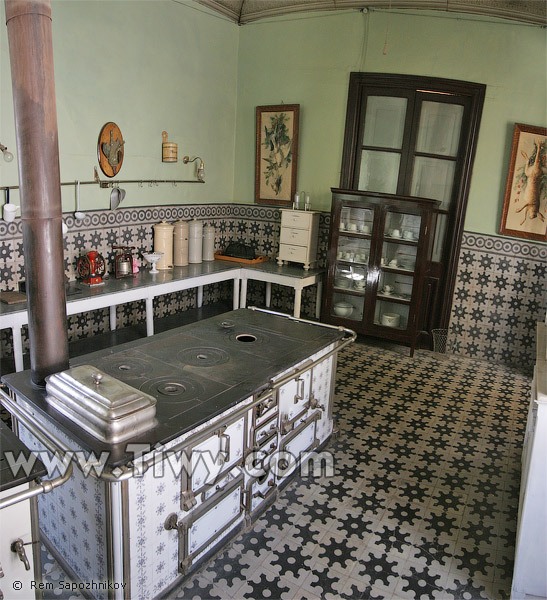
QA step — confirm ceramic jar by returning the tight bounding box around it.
[173,220,189,267]
[153,221,174,270]
[188,219,203,264]
[202,225,215,262]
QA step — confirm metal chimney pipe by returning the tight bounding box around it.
[5,0,69,385]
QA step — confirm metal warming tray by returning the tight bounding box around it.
[45,365,157,443]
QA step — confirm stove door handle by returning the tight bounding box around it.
[218,432,231,466]
[11,539,30,571]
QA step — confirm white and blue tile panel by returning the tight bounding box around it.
[0,204,330,359]
[448,232,546,373]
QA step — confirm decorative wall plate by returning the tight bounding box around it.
[97,122,124,177]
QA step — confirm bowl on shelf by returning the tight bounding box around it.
[333,301,354,317]
[143,252,164,274]
[335,277,350,289]
[381,312,401,328]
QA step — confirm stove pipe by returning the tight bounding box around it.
[5,0,69,385]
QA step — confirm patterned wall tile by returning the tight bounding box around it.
[448,232,547,373]
[0,205,329,359]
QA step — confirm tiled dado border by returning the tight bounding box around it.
[0,204,331,358]
[448,231,547,373]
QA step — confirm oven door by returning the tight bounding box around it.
[181,414,247,510]
[277,410,320,482]
[177,474,245,573]
[278,368,311,431]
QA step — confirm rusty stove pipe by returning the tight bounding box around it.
[5,0,69,385]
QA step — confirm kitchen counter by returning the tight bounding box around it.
[1,261,324,372]
[2,308,343,469]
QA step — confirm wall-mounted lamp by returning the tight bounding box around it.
[183,156,205,181]
[0,143,14,162]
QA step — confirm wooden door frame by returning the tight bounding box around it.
[339,73,486,331]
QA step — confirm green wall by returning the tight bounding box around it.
[0,0,239,212]
[1,3,545,237]
[234,9,547,236]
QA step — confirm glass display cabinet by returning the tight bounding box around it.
[321,188,440,355]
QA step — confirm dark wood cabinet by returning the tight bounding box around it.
[321,188,440,355]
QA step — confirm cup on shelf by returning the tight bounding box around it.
[354,280,366,291]
[403,230,414,240]
[390,229,401,238]
[3,203,19,222]
[389,259,398,267]
[360,224,371,234]
[340,221,347,231]
[383,284,393,294]
[348,223,357,231]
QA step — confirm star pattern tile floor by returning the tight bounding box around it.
[39,341,530,599]
[169,342,529,600]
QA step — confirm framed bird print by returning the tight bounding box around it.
[255,104,299,206]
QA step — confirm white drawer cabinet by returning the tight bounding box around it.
[277,209,320,270]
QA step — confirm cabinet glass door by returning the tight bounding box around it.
[373,211,420,332]
[331,206,373,322]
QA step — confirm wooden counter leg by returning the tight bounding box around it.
[232,277,240,309]
[145,297,154,336]
[315,280,322,320]
[109,305,117,331]
[240,278,248,309]
[12,325,24,372]
[293,287,302,319]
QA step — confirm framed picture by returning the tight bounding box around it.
[255,104,299,206]
[499,123,547,241]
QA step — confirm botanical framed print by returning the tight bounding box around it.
[255,104,299,206]
[500,123,547,241]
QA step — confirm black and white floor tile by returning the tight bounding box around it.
[160,341,529,600]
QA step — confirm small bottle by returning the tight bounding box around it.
[294,193,300,210]
[305,195,310,211]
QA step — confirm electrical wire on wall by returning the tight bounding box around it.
[383,0,392,55]
[357,8,370,71]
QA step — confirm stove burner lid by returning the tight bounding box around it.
[93,356,153,380]
[177,347,230,367]
[140,376,204,404]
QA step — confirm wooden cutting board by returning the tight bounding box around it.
[0,291,26,304]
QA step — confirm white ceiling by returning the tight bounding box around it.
[194,0,547,25]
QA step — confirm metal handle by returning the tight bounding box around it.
[294,377,305,404]
[217,431,230,465]
[10,539,30,571]
[0,387,73,510]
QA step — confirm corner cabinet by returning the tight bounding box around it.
[321,189,440,355]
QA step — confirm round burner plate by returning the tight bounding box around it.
[177,347,230,367]
[140,376,204,404]
[93,356,152,379]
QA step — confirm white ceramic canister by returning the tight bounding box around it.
[188,219,203,264]
[173,220,189,266]
[202,225,215,261]
[153,221,174,270]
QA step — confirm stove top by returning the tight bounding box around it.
[2,309,344,467]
